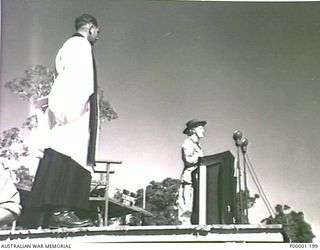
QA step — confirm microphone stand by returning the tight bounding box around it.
[233,130,243,224]
[241,138,249,224]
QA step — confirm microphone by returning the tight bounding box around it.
[240,138,249,154]
[233,130,243,147]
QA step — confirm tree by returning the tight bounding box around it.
[3,65,118,145]
[0,128,29,161]
[5,65,54,101]
[5,65,118,129]
[11,165,34,189]
[98,89,118,123]
[261,204,315,243]
[129,178,180,226]
[129,177,260,226]
[0,128,32,190]
[235,189,259,224]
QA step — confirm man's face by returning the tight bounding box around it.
[88,24,100,44]
[194,125,205,138]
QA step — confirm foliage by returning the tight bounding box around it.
[11,165,34,188]
[0,129,32,188]
[22,115,39,131]
[0,128,29,161]
[235,189,259,224]
[5,65,54,101]
[98,89,118,123]
[5,65,118,130]
[261,204,315,243]
[129,178,180,226]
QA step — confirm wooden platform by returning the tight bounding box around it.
[0,224,288,243]
[17,186,152,228]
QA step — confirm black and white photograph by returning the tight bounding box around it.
[0,0,319,248]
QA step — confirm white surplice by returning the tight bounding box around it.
[46,36,95,170]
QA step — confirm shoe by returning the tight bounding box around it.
[46,211,93,228]
[65,211,92,224]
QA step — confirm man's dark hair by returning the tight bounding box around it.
[75,14,98,30]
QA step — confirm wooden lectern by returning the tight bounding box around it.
[193,151,236,225]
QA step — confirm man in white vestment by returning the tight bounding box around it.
[28,14,100,228]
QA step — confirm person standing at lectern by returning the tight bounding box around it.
[28,14,100,228]
[178,119,207,225]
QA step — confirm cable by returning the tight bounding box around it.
[236,147,244,223]
[245,159,272,216]
[246,154,275,216]
[246,162,274,217]
[245,153,276,218]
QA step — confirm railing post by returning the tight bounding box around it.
[94,160,122,226]
[104,162,110,226]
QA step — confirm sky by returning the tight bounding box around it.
[1,0,320,241]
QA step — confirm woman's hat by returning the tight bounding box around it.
[183,119,207,134]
